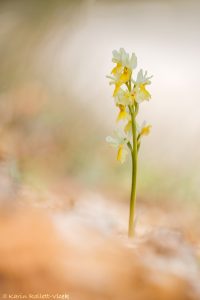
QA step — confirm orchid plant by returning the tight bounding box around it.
[106,48,152,237]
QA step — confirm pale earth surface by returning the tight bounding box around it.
[0,179,199,300]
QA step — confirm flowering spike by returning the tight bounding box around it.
[106,48,153,237]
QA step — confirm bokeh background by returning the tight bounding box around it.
[0,0,200,205]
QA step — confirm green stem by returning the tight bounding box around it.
[127,78,138,237]
[128,111,137,237]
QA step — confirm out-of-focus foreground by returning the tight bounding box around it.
[0,191,200,299]
[0,0,200,299]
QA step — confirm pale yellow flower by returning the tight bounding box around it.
[109,48,137,95]
[108,67,132,96]
[112,48,137,70]
[106,130,129,163]
[124,120,132,133]
[111,62,123,75]
[119,66,131,84]
[113,82,121,97]
[140,121,152,136]
[106,74,122,97]
[134,69,153,103]
[116,144,127,163]
[116,104,129,122]
[115,89,135,106]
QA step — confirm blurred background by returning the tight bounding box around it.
[0,0,200,205]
